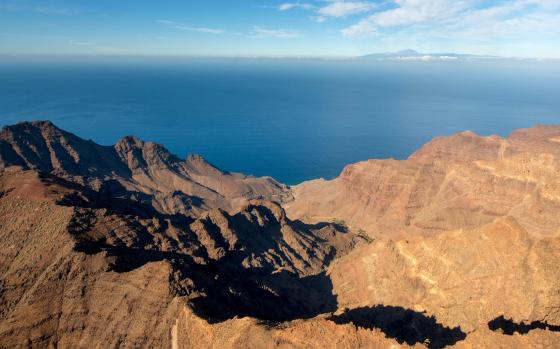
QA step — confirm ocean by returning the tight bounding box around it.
[1,57,559,184]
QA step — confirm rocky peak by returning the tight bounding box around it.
[115,135,181,172]
[2,122,560,348]
[0,121,291,217]
[0,121,129,178]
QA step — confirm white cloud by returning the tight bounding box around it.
[341,0,560,45]
[157,20,224,34]
[173,26,224,34]
[278,0,377,21]
[157,20,176,25]
[250,26,301,38]
[157,20,300,39]
[330,0,560,58]
[318,1,378,18]
[342,0,469,37]
[394,55,458,61]
[278,2,314,11]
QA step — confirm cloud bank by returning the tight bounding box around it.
[276,0,560,57]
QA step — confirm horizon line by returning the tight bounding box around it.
[1,52,560,61]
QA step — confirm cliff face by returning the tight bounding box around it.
[0,121,291,216]
[329,217,560,331]
[1,121,560,349]
[285,126,560,239]
[0,168,358,347]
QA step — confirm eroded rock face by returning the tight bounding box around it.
[0,121,291,216]
[0,167,356,347]
[329,217,560,332]
[0,170,179,348]
[285,125,560,239]
[1,121,560,349]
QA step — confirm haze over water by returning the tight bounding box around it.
[1,57,559,184]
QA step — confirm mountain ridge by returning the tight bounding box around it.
[0,120,292,216]
[2,120,560,348]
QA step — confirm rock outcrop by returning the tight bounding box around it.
[1,121,560,348]
[285,125,560,239]
[0,167,355,347]
[0,121,291,216]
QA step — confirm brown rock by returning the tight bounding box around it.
[2,121,560,348]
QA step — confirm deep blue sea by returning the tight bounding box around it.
[1,57,559,184]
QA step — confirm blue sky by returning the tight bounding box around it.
[1,0,559,57]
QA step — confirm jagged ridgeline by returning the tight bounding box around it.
[1,121,560,348]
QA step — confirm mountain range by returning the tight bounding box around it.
[1,121,560,348]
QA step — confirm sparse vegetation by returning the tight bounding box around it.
[331,218,348,231]
[357,229,373,243]
[332,218,346,226]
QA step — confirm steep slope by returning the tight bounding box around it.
[329,217,560,331]
[0,121,290,216]
[0,167,356,347]
[2,121,560,349]
[285,126,560,239]
[0,169,179,348]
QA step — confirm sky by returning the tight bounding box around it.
[1,0,559,58]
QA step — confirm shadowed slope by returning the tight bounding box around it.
[0,121,291,216]
[3,121,560,348]
[0,167,357,347]
[488,316,560,335]
[331,305,466,348]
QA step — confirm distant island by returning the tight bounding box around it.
[360,49,501,61]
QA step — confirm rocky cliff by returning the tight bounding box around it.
[285,126,560,239]
[1,121,560,348]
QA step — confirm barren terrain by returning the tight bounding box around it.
[1,121,560,348]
